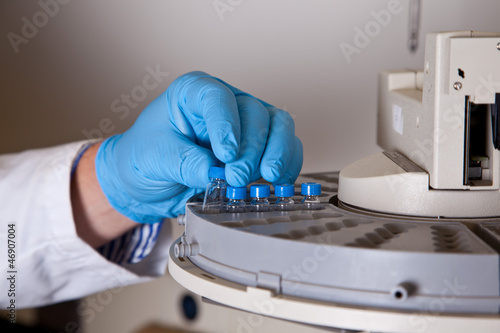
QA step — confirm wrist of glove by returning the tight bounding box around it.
[96,135,202,223]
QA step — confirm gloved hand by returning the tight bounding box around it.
[95,71,303,223]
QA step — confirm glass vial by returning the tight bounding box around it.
[202,167,226,214]
[274,183,295,211]
[301,182,321,210]
[250,184,270,212]
[226,186,247,213]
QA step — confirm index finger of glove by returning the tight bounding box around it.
[171,73,241,163]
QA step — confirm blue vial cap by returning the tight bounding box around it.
[208,166,225,180]
[274,183,294,197]
[301,182,321,196]
[250,184,270,198]
[226,186,247,200]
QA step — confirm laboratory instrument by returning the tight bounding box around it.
[249,184,271,212]
[274,183,295,211]
[202,167,226,214]
[225,186,246,213]
[170,31,500,333]
[301,182,321,210]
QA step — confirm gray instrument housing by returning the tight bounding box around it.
[178,173,500,315]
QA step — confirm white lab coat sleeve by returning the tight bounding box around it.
[0,141,172,309]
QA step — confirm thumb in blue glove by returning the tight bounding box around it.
[95,71,303,223]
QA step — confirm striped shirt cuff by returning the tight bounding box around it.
[98,221,164,265]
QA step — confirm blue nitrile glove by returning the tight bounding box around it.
[95,71,303,223]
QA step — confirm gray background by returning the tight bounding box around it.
[3,0,500,174]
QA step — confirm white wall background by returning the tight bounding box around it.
[1,1,500,332]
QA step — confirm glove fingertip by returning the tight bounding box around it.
[261,162,283,183]
[179,147,218,189]
[226,164,251,187]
